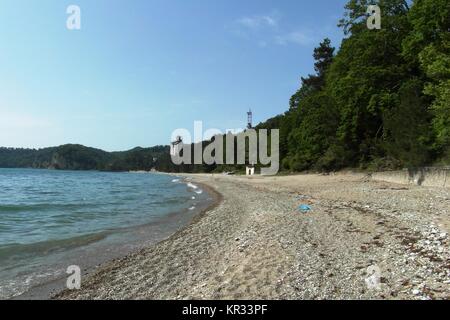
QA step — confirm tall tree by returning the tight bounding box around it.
[284,39,337,170]
[290,38,335,111]
[326,0,412,166]
[301,38,336,91]
[403,0,450,160]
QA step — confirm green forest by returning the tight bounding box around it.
[0,145,177,172]
[256,0,450,172]
[1,0,449,174]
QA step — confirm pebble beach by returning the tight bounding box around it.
[55,173,450,300]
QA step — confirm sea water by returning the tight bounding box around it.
[0,168,209,299]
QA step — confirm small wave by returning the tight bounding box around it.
[186,182,203,194]
[149,198,184,206]
[186,182,198,189]
[0,203,91,213]
[0,232,110,261]
[0,268,62,300]
[188,206,196,211]
[171,179,180,183]
[191,196,196,200]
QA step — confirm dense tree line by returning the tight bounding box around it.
[0,145,179,172]
[257,0,449,171]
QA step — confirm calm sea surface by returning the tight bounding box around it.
[0,169,209,299]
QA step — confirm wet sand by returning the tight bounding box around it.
[55,173,449,300]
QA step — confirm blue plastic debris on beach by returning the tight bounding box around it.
[298,204,312,213]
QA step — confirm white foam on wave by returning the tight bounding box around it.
[186,182,203,195]
[1,269,59,299]
[187,182,198,189]
[188,206,196,211]
[172,179,180,183]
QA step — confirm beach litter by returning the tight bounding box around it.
[298,204,312,213]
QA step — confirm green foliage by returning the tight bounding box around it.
[286,92,339,170]
[0,145,175,172]
[419,33,450,157]
[402,0,450,62]
[257,0,449,172]
[301,38,335,91]
[330,0,411,160]
[404,0,450,159]
[382,79,433,166]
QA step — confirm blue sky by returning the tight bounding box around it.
[0,0,347,151]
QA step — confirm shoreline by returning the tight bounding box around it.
[53,173,449,300]
[11,178,221,300]
[52,178,223,300]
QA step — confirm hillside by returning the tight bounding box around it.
[0,144,176,172]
